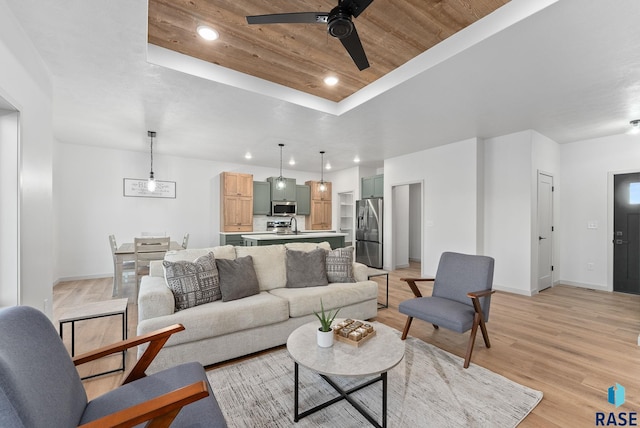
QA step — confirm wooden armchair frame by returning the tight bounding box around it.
[74,324,209,428]
[400,277,496,368]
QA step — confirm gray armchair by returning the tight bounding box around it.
[0,305,227,427]
[399,252,495,368]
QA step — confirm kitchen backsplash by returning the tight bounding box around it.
[253,215,308,231]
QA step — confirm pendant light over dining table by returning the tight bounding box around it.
[147,130,156,192]
[319,151,327,192]
[276,143,286,189]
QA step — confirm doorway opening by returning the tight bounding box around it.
[0,97,20,307]
[391,182,422,270]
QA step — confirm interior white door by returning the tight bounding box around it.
[537,172,553,291]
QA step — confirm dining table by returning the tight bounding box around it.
[112,240,183,297]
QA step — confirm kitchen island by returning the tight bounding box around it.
[241,232,346,248]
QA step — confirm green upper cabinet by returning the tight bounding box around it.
[253,181,271,215]
[296,184,311,216]
[267,177,297,201]
[361,174,384,198]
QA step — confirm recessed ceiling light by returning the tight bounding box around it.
[353,156,360,163]
[324,76,339,86]
[197,25,219,41]
[629,119,640,135]
[325,162,332,170]
[289,158,296,166]
[245,152,252,159]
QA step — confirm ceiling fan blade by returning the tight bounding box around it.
[339,25,370,70]
[247,12,328,25]
[341,0,374,18]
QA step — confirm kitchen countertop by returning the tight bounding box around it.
[221,230,338,235]
[241,232,346,241]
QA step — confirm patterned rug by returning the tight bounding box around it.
[207,333,542,427]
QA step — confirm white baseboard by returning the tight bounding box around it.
[492,284,534,296]
[54,273,112,287]
[556,279,610,292]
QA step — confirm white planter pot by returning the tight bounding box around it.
[317,328,334,348]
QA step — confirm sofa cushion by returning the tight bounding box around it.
[216,255,260,302]
[326,246,356,283]
[163,252,221,310]
[138,292,290,345]
[285,248,328,288]
[269,281,378,318]
[284,241,331,252]
[165,246,236,263]
[235,245,286,291]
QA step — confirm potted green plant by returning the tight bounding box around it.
[314,299,340,348]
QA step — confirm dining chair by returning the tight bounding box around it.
[134,237,171,298]
[182,233,190,249]
[108,235,135,297]
[398,252,495,368]
[141,231,166,237]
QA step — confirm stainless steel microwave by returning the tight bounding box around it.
[271,201,297,216]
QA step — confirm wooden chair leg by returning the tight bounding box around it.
[464,313,481,369]
[479,316,491,348]
[401,317,413,340]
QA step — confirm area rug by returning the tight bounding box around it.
[207,333,542,427]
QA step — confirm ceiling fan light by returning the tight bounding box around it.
[197,25,219,41]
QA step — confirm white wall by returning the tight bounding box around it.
[54,141,327,281]
[559,133,640,291]
[0,0,54,314]
[483,130,560,295]
[384,138,481,275]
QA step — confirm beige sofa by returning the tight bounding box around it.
[137,242,379,373]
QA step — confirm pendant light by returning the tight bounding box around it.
[147,131,156,192]
[319,151,326,192]
[276,143,286,189]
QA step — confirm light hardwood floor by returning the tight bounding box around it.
[53,263,640,427]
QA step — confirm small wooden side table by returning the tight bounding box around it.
[367,268,389,309]
[59,298,128,379]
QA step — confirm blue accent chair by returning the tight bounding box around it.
[0,305,227,427]
[399,252,495,368]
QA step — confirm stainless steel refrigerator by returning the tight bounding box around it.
[355,198,383,268]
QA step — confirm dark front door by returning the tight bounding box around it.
[613,172,640,294]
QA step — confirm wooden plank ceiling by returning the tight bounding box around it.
[148,0,509,102]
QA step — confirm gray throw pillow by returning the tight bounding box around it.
[326,246,356,283]
[216,255,260,302]
[163,252,221,311]
[286,248,328,288]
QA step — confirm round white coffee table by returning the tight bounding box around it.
[287,319,405,428]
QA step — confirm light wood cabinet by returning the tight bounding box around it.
[305,180,332,230]
[309,181,332,201]
[223,172,253,197]
[221,172,253,232]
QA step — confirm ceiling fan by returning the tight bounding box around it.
[246,0,374,71]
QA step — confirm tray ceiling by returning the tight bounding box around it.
[148,0,509,102]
